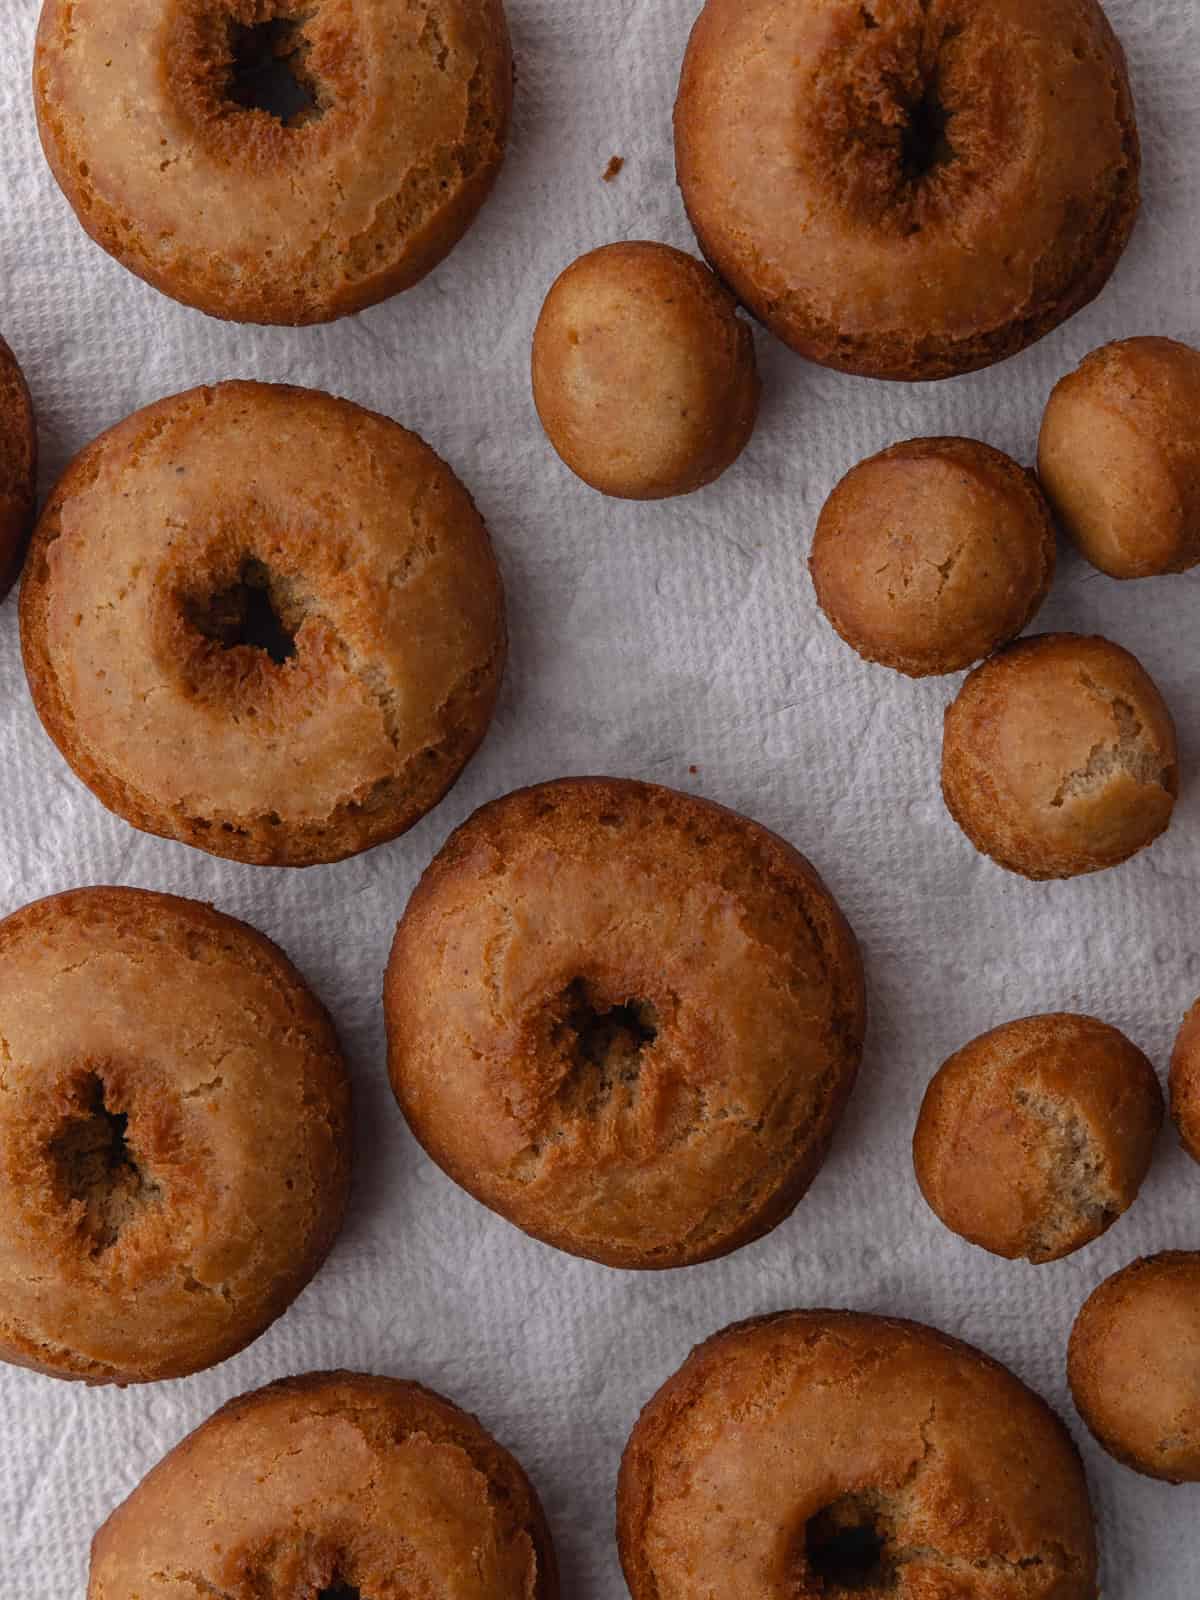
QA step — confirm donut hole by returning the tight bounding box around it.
[804,1495,896,1594]
[226,13,325,127]
[316,1586,361,1600]
[185,557,299,665]
[901,82,955,183]
[46,1072,160,1257]
[561,979,659,1076]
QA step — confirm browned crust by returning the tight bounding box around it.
[1067,1252,1200,1484]
[386,777,867,1270]
[34,0,514,326]
[674,0,1140,381]
[0,886,350,1385]
[18,381,506,867]
[941,634,1179,881]
[810,436,1057,677]
[1170,1000,1200,1165]
[89,1370,559,1597]
[0,333,37,601]
[618,1309,1097,1599]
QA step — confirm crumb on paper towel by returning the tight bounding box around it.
[689,765,699,775]
[603,156,625,182]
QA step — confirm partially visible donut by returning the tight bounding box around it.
[0,333,36,599]
[88,1371,560,1597]
[34,0,513,324]
[619,1310,1099,1599]
[675,0,1140,380]
[0,887,350,1385]
[20,381,506,867]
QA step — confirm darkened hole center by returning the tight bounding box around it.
[187,558,298,665]
[806,1499,893,1593]
[901,84,954,181]
[47,1074,155,1257]
[317,1587,362,1600]
[562,979,659,1075]
[227,17,322,126]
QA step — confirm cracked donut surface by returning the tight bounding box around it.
[810,437,1056,677]
[88,1371,559,1597]
[941,634,1178,880]
[619,1310,1098,1599]
[0,887,350,1385]
[385,778,866,1269]
[674,0,1140,380]
[34,0,513,324]
[20,381,506,866]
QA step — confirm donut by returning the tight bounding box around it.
[1168,998,1200,1165]
[914,1013,1163,1264]
[88,1370,559,1597]
[531,241,760,500]
[19,380,506,867]
[810,437,1056,677]
[34,0,513,325]
[0,887,349,1385]
[941,634,1179,880]
[0,333,36,600]
[1040,337,1200,579]
[1068,1253,1200,1483]
[619,1310,1098,1599]
[385,777,866,1269]
[674,0,1140,380]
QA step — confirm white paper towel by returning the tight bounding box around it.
[3,0,1200,1594]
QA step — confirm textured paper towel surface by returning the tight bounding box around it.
[2,0,1200,1594]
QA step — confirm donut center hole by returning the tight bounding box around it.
[902,84,954,181]
[187,558,298,665]
[227,16,323,126]
[317,1588,361,1600]
[561,979,658,1076]
[806,1497,895,1593]
[47,1074,159,1257]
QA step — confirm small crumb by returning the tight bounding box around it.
[603,155,625,183]
[689,765,699,775]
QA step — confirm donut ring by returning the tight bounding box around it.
[20,381,506,867]
[675,0,1140,380]
[88,1371,560,1597]
[0,333,36,599]
[0,888,349,1386]
[386,778,866,1269]
[35,0,513,324]
[619,1311,1098,1600]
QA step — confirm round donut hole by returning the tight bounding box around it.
[317,1585,361,1600]
[803,1494,896,1594]
[46,1071,158,1258]
[184,557,299,665]
[557,979,659,1080]
[226,14,324,127]
[901,82,955,185]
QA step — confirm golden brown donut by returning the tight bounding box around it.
[810,438,1056,677]
[34,0,513,325]
[531,241,760,500]
[0,333,36,600]
[385,777,866,1269]
[20,381,505,867]
[88,1370,559,1597]
[941,634,1179,880]
[0,887,349,1386]
[619,1310,1099,1599]
[1039,337,1200,579]
[914,1013,1163,1263]
[1068,1253,1200,1483]
[1169,999,1200,1165]
[674,0,1140,381]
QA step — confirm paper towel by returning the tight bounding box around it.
[2,0,1199,1593]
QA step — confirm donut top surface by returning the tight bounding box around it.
[941,633,1178,880]
[20,381,505,866]
[88,1371,559,1598]
[386,778,866,1269]
[619,1310,1098,1600]
[0,888,349,1384]
[675,0,1139,378]
[0,333,36,595]
[35,0,513,324]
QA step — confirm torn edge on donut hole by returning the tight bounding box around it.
[223,6,329,128]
